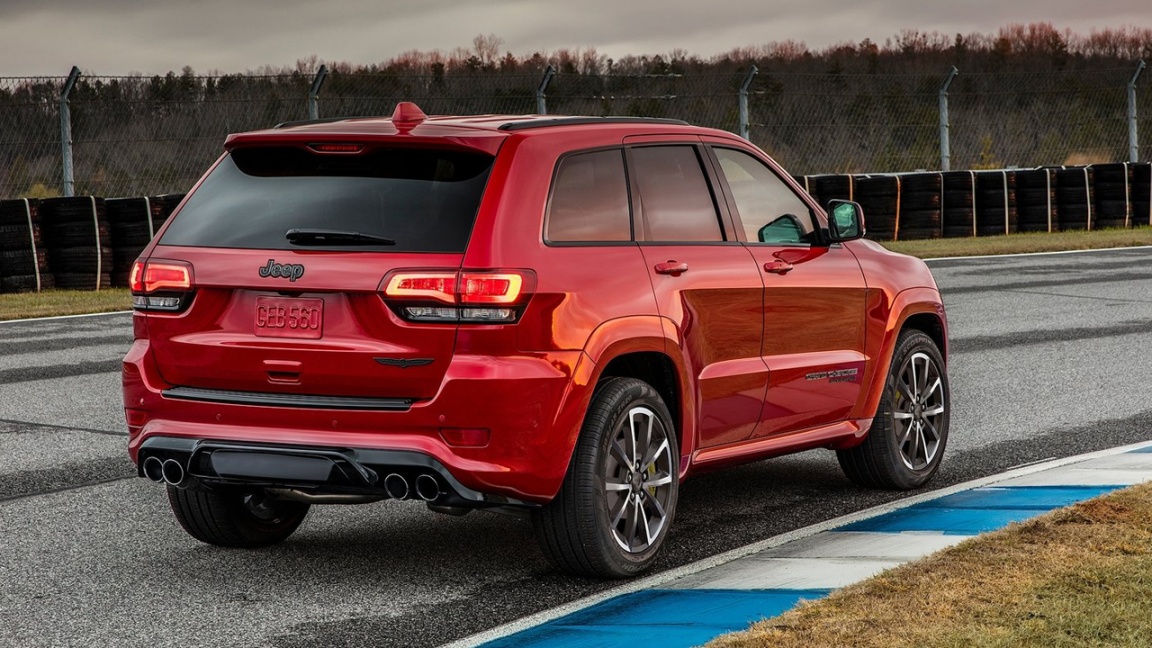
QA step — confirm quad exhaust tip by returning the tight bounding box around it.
[161,459,186,486]
[144,458,443,502]
[384,473,409,500]
[414,474,441,502]
[143,456,164,483]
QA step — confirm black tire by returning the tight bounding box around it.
[532,377,679,579]
[895,227,942,241]
[838,329,949,490]
[901,193,941,211]
[53,273,112,290]
[0,249,49,275]
[167,486,310,548]
[50,246,112,269]
[0,273,54,293]
[44,223,110,248]
[942,207,974,229]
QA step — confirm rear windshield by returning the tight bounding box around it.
[159,146,494,252]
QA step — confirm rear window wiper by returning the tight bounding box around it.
[286,229,396,246]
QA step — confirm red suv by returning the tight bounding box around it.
[123,103,949,578]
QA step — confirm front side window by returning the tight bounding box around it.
[714,147,816,245]
[630,146,724,242]
[545,149,631,242]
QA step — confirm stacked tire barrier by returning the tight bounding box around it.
[793,162,1152,240]
[975,171,1017,236]
[40,197,112,290]
[0,199,54,293]
[0,194,185,293]
[1015,169,1055,232]
[1093,163,1132,229]
[809,174,854,208]
[854,176,898,241]
[897,173,942,240]
[1136,164,1152,225]
[942,172,976,238]
[107,194,182,287]
[1055,167,1093,231]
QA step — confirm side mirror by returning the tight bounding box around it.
[757,214,805,244]
[827,200,865,242]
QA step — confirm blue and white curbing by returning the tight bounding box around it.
[444,441,1152,648]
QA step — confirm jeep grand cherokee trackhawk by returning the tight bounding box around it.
[123,103,950,578]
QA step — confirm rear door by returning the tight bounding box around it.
[626,140,768,449]
[144,144,495,400]
[705,143,868,436]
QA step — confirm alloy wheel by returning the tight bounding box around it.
[892,351,946,471]
[602,406,675,553]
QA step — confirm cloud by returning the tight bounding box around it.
[1,0,1149,76]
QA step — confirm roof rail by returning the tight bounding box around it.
[498,116,691,131]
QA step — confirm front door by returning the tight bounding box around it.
[707,145,868,437]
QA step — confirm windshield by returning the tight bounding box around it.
[159,146,494,252]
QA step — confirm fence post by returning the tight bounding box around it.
[738,65,759,140]
[536,65,556,115]
[59,66,81,198]
[939,66,959,172]
[308,65,329,120]
[1129,60,1146,163]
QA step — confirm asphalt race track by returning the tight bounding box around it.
[2,247,1151,647]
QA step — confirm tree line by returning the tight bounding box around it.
[1,23,1149,198]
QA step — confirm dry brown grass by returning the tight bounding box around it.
[709,482,1152,648]
[882,226,1152,259]
[0,288,131,321]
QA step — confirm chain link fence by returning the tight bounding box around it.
[949,68,1135,170]
[747,72,941,174]
[0,77,63,198]
[1,64,1148,199]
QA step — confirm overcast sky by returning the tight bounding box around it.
[2,0,1150,77]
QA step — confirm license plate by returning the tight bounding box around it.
[254,296,324,339]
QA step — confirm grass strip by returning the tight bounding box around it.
[709,481,1152,648]
[883,226,1152,258]
[0,288,130,321]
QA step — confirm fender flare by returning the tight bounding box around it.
[545,315,695,491]
[858,286,947,421]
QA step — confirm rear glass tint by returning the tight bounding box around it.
[546,149,631,242]
[159,146,494,252]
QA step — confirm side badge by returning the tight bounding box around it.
[374,357,434,369]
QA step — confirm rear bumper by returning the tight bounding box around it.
[123,340,597,503]
[137,436,496,506]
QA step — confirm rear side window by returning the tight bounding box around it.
[545,149,631,242]
[630,146,723,242]
[160,146,494,252]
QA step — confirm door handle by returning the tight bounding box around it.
[654,261,689,276]
[763,260,794,274]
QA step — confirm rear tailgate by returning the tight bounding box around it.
[139,140,500,401]
[145,246,461,400]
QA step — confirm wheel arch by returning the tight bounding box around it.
[858,288,948,420]
[902,312,948,364]
[578,315,694,479]
[598,351,683,452]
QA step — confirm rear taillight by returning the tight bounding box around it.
[381,269,534,324]
[130,259,195,312]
